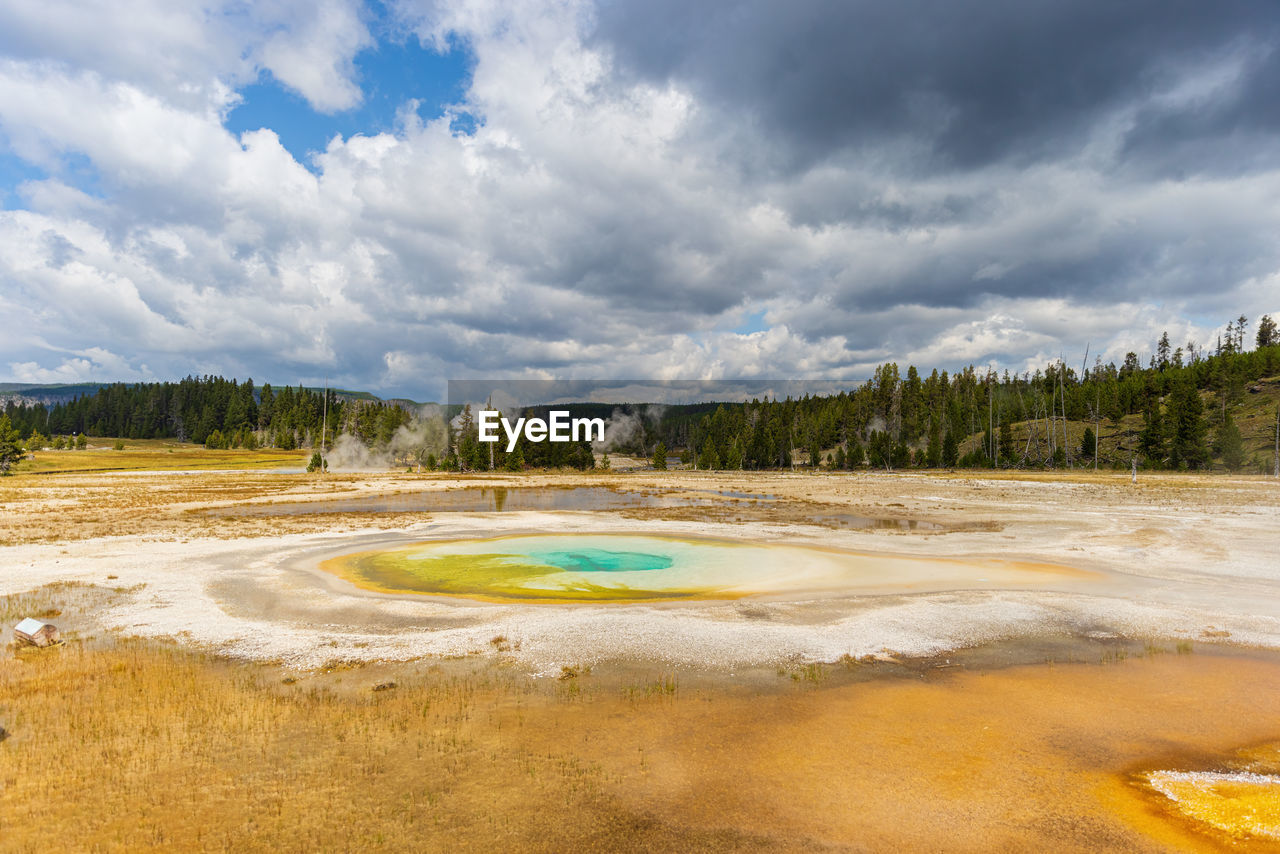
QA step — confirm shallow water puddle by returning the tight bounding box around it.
[207,486,949,532]
[806,512,945,530]
[212,486,684,515]
[319,532,1092,601]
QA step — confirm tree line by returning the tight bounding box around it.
[654,313,1279,473]
[2,312,1278,474]
[441,405,596,472]
[2,376,410,453]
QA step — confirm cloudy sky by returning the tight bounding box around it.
[1,0,1278,399]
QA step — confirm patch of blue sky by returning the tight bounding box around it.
[57,152,105,197]
[0,150,42,208]
[734,310,768,334]
[225,30,476,169]
[0,149,105,210]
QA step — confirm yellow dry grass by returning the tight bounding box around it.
[4,468,1280,850]
[1,462,1276,549]
[0,469,392,546]
[14,439,306,475]
[4,601,1280,851]
[0,612,771,851]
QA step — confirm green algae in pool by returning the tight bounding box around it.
[320,533,1098,603]
[326,536,713,601]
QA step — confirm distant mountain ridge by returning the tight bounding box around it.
[0,381,430,407]
[0,383,111,404]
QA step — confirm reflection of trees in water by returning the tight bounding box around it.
[489,487,507,512]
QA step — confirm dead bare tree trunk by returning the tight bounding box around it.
[1048,385,1056,460]
[1023,404,1037,464]
[988,385,994,465]
[321,379,329,470]
[1060,358,1070,468]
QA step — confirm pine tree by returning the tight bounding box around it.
[1138,404,1166,467]
[1259,314,1278,348]
[1214,413,1245,471]
[926,417,942,467]
[1079,427,1095,460]
[941,430,958,467]
[467,439,489,471]
[0,415,24,474]
[652,442,668,470]
[999,420,1014,464]
[454,404,487,471]
[725,439,743,470]
[867,431,891,469]
[1167,376,1209,470]
[892,440,911,468]
[846,435,864,468]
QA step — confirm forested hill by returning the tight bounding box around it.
[0,383,110,404]
[1,377,413,451]
[3,313,1279,473]
[652,316,1279,473]
[443,314,1280,474]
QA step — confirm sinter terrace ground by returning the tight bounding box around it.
[2,459,1280,851]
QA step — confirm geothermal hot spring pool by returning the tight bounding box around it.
[320,533,1089,602]
[312,532,1280,847]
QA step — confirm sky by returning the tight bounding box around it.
[1,0,1278,400]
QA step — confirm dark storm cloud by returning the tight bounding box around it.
[812,215,1278,337]
[1118,43,1280,177]
[593,0,1280,173]
[6,0,1279,395]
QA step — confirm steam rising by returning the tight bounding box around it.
[325,405,450,472]
[595,407,643,450]
[326,433,384,471]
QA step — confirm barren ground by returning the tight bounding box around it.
[2,466,1280,851]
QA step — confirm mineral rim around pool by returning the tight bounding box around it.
[319,533,1093,602]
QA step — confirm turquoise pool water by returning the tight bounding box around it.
[528,547,675,573]
[320,533,1090,603]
